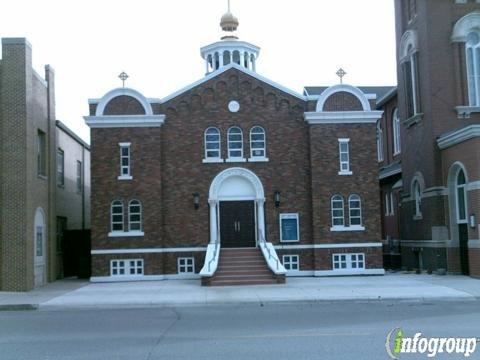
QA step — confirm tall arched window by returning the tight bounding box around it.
[349,195,362,226]
[331,195,345,227]
[129,200,142,231]
[377,121,384,162]
[205,127,221,160]
[466,32,480,106]
[250,126,266,159]
[392,108,401,154]
[402,44,421,118]
[413,180,422,217]
[111,200,124,232]
[456,169,467,223]
[228,127,243,159]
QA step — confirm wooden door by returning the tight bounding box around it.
[219,201,256,248]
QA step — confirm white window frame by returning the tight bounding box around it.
[203,127,223,163]
[331,195,345,229]
[466,31,480,107]
[377,122,384,162]
[110,259,144,276]
[348,194,364,229]
[118,142,132,180]
[226,126,246,162]
[279,213,300,243]
[385,193,390,216]
[392,108,401,155]
[110,200,124,233]
[389,192,395,216]
[249,126,268,162]
[338,138,352,175]
[178,257,195,274]
[128,199,143,234]
[455,170,468,224]
[282,255,300,272]
[332,253,365,271]
[57,148,65,187]
[403,46,421,118]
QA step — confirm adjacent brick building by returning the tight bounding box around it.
[390,0,480,277]
[0,38,91,291]
[85,10,386,284]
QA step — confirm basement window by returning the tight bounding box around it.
[332,253,365,270]
[110,259,144,276]
[282,255,299,271]
[178,257,195,274]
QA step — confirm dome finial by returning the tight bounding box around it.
[220,0,239,38]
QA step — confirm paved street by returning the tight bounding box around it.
[1,301,479,360]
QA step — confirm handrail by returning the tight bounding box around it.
[207,227,221,272]
[258,230,286,274]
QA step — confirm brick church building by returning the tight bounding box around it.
[85,8,386,285]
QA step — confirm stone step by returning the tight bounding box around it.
[210,278,278,286]
[216,269,273,276]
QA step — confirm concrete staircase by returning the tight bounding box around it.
[203,248,285,286]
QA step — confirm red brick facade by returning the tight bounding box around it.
[86,66,385,282]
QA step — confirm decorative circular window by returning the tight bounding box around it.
[228,100,240,113]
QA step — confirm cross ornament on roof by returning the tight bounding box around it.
[336,68,347,84]
[118,71,129,88]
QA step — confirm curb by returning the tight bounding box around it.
[0,304,38,311]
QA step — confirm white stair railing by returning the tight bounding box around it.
[199,228,221,277]
[258,231,287,275]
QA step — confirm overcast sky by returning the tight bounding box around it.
[1,0,396,143]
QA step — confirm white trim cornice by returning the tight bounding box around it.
[316,84,372,111]
[91,247,207,255]
[274,243,382,250]
[304,110,383,124]
[84,115,166,128]
[437,124,480,150]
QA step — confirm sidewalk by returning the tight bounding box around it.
[0,274,478,311]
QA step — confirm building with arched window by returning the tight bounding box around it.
[84,7,387,285]
[382,0,480,278]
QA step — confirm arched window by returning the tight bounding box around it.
[111,200,124,232]
[205,127,221,160]
[456,169,467,223]
[128,200,142,231]
[244,52,249,68]
[331,195,345,227]
[413,180,422,217]
[228,127,243,159]
[233,50,240,65]
[392,108,401,154]
[223,51,231,66]
[250,126,266,159]
[349,195,362,226]
[466,32,480,106]
[377,121,384,162]
[402,44,421,118]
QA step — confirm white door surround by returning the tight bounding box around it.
[208,167,266,245]
[34,207,46,287]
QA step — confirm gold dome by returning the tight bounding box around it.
[220,11,239,32]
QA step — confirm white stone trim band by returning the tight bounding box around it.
[274,243,382,250]
[91,247,207,255]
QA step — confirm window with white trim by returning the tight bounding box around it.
[385,192,394,216]
[178,257,195,274]
[279,213,300,242]
[282,255,299,271]
[57,149,65,186]
[204,127,221,160]
[119,143,131,179]
[331,195,345,227]
[37,130,47,177]
[402,45,421,118]
[111,200,124,232]
[76,160,82,194]
[250,126,267,159]
[128,200,142,231]
[110,259,144,276]
[413,180,422,218]
[338,139,351,174]
[332,253,365,270]
[348,194,362,226]
[385,193,390,216]
[227,127,244,160]
[392,108,401,154]
[377,122,384,162]
[466,32,480,106]
[456,169,467,223]
[390,192,395,216]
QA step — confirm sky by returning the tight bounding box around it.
[0,0,397,143]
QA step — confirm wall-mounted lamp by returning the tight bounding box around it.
[193,193,200,210]
[274,190,281,208]
[469,213,476,229]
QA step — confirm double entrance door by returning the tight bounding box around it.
[219,201,256,248]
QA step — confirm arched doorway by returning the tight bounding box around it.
[209,168,265,248]
[34,208,46,287]
[448,163,469,275]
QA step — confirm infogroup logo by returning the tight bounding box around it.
[385,328,479,359]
